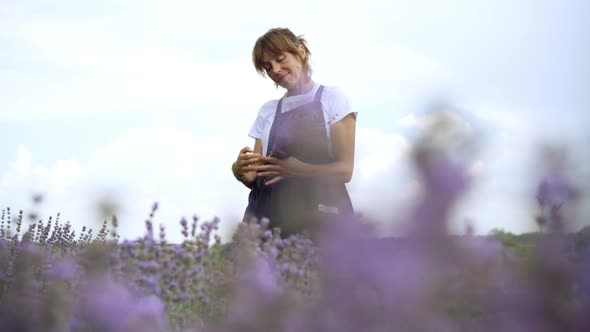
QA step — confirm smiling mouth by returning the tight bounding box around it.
[278,73,289,84]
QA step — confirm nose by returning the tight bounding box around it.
[271,62,281,75]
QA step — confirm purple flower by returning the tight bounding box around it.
[171,244,183,257]
[536,176,579,209]
[139,260,159,273]
[78,277,166,332]
[48,258,78,281]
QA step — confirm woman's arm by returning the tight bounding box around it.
[255,113,356,184]
[304,113,356,182]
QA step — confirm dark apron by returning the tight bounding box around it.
[243,85,354,238]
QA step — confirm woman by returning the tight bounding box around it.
[231,28,357,238]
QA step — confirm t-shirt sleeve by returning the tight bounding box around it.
[323,86,357,126]
[248,100,275,139]
[248,113,264,139]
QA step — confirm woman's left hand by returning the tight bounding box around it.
[252,156,309,185]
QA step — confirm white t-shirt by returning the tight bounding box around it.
[248,82,356,156]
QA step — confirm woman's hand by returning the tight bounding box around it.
[252,156,309,185]
[234,146,262,184]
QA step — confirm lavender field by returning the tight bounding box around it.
[2,116,589,332]
[1,197,589,332]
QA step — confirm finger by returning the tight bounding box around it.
[265,176,285,185]
[249,159,262,168]
[243,153,262,161]
[239,153,261,162]
[257,171,281,177]
[237,160,258,173]
[251,164,281,172]
[239,158,261,169]
[242,165,256,173]
[237,159,249,168]
[259,156,281,164]
[240,146,253,154]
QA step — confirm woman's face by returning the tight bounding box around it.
[261,46,307,91]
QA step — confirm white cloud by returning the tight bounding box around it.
[82,123,250,241]
[89,125,208,182]
[313,43,451,105]
[346,127,416,234]
[0,127,249,242]
[0,145,84,196]
[1,0,455,122]
[353,127,411,180]
[398,114,419,129]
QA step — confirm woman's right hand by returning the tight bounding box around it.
[233,146,261,184]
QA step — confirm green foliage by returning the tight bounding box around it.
[489,228,538,257]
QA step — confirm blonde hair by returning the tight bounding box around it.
[252,28,312,78]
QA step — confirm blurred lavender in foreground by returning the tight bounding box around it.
[534,145,582,233]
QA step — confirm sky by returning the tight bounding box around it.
[1,0,589,242]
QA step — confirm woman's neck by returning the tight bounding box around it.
[286,77,315,97]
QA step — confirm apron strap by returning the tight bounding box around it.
[314,85,324,103]
[267,85,325,157]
